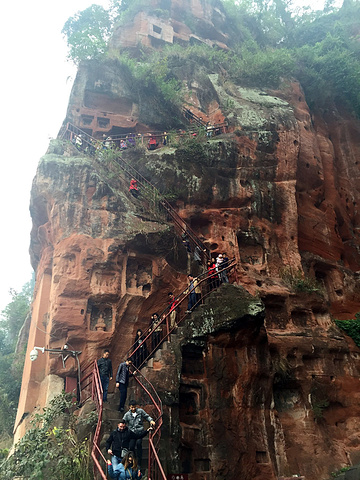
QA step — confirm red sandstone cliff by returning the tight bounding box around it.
[14,1,360,479]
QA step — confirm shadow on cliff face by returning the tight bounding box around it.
[145,284,281,479]
[125,230,188,274]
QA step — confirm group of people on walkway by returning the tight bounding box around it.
[207,252,230,290]
[131,257,232,368]
[97,352,132,411]
[96,250,232,477]
[106,400,155,478]
[97,350,156,477]
[71,131,170,155]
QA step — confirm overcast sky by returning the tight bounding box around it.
[0,0,110,312]
[0,0,335,313]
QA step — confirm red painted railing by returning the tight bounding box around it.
[126,259,237,370]
[130,365,167,480]
[81,360,167,480]
[181,107,228,134]
[80,361,107,480]
[59,122,210,264]
[80,260,236,479]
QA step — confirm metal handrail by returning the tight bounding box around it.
[130,365,166,480]
[82,359,167,479]
[88,361,107,480]
[124,264,218,362]
[127,260,237,369]
[148,437,167,480]
[181,107,228,133]
[59,122,211,264]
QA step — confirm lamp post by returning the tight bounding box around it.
[29,345,82,402]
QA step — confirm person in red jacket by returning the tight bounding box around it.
[148,136,158,150]
[129,179,139,198]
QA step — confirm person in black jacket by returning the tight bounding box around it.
[132,329,149,368]
[116,358,132,412]
[106,420,150,472]
[97,349,113,402]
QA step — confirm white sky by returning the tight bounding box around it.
[0,0,110,313]
[0,0,333,313]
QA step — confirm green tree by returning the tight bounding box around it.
[1,392,96,480]
[0,281,32,438]
[0,281,32,353]
[62,5,112,64]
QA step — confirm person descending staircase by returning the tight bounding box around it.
[71,119,237,479]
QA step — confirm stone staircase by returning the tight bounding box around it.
[100,387,153,472]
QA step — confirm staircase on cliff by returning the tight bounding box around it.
[82,259,236,479]
[59,122,210,266]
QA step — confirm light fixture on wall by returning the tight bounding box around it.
[29,345,82,401]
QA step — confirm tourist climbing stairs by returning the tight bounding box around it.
[125,258,237,370]
[80,258,236,479]
[80,360,166,480]
[59,122,210,265]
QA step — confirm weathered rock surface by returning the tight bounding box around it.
[15,1,360,479]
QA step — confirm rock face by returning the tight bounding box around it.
[15,1,360,479]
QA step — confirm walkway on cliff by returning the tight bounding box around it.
[61,120,238,478]
[79,259,236,480]
[59,122,211,265]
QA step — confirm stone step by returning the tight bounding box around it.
[153,348,162,360]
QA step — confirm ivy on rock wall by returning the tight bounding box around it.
[335,313,360,348]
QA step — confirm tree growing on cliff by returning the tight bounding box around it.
[0,281,32,441]
[62,5,112,64]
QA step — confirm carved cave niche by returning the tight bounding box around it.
[58,252,78,277]
[290,309,308,328]
[97,116,110,128]
[189,214,212,237]
[194,458,210,472]
[126,257,152,297]
[179,385,201,425]
[272,352,302,412]
[179,427,210,476]
[80,114,94,126]
[237,231,265,266]
[87,300,114,332]
[312,262,336,299]
[90,267,120,293]
[181,344,205,376]
[256,451,269,464]
[273,385,302,413]
[180,445,192,475]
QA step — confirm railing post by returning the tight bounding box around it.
[166,314,170,341]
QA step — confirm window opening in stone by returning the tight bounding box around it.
[81,115,94,125]
[152,24,162,34]
[97,117,110,128]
